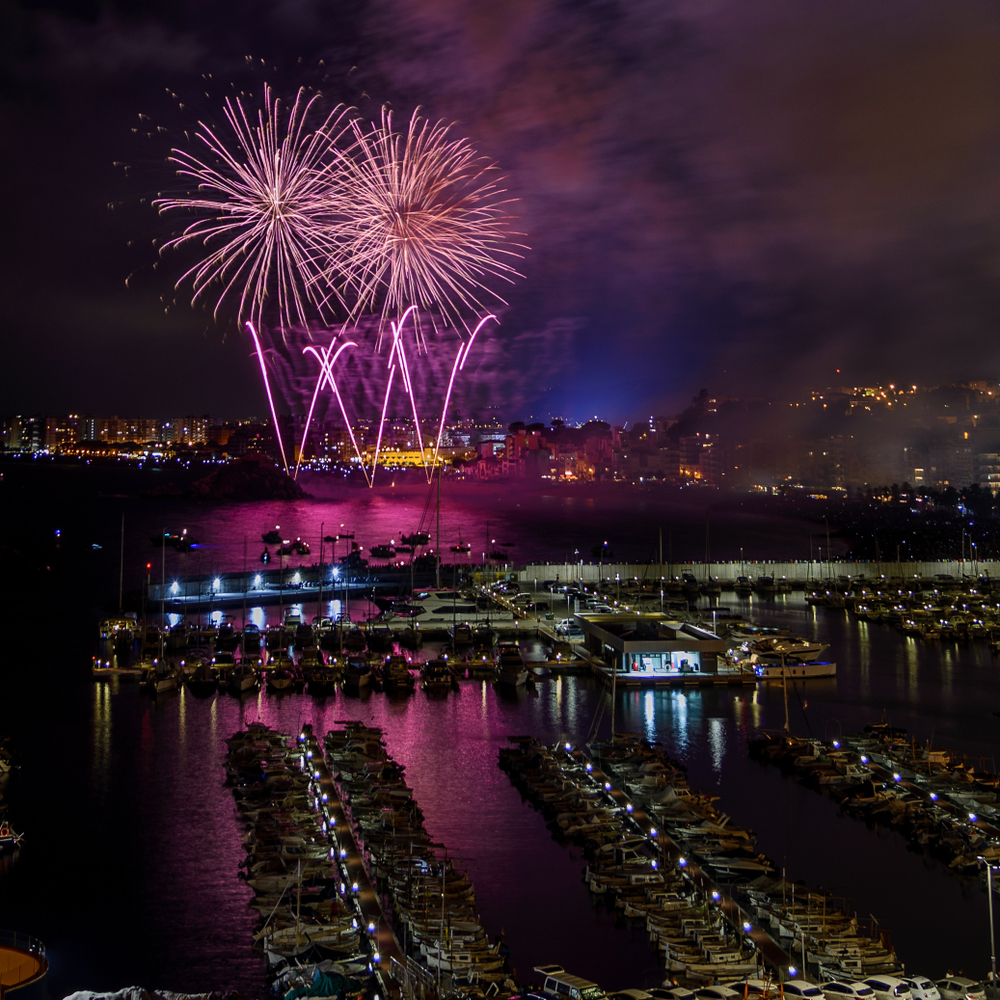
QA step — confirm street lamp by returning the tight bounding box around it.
[980,857,998,993]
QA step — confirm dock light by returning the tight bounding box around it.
[352,918,358,929]
[373,952,381,964]
[651,860,658,869]
[368,922,376,933]
[352,882,359,892]
[255,574,262,586]
[650,828,658,837]
[743,922,752,932]
[893,773,901,782]
[321,793,328,803]
[565,742,572,751]
[213,578,220,590]
[340,849,347,859]
[626,803,634,813]
[306,750,313,759]
[712,891,720,901]
[679,857,687,867]
[170,582,179,594]
[314,771,321,780]
[970,813,979,822]
[604,782,612,790]
[788,967,798,977]
[330,816,336,824]
[340,882,346,894]
[860,755,868,764]
[930,792,938,801]
[832,741,840,748]
[293,572,300,584]
[586,763,593,772]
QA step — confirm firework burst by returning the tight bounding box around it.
[155,85,351,332]
[324,107,526,347]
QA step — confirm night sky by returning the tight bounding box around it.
[5,0,1000,423]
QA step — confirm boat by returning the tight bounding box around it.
[187,659,219,697]
[143,661,179,696]
[369,544,396,559]
[151,529,197,551]
[260,547,271,564]
[265,660,296,692]
[307,666,339,695]
[0,819,24,852]
[749,636,830,660]
[226,663,259,695]
[751,653,837,679]
[449,622,475,645]
[382,655,415,693]
[401,531,430,546]
[343,658,371,693]
[495,643,528,687]
[262,526,283,544]
[421,659,456,691]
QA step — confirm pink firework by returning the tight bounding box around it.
[155,85,351,332]
[324,107,526,347]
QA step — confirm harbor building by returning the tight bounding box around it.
[575,613,727,679]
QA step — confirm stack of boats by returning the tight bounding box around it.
[751,726,1000,879]
[499,733,901,984]
[323,724,514,997]
[223,723,368,993]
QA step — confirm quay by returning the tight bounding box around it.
[306,729,409,998]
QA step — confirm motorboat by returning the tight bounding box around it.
[751,653,837,679]
[495,642,528,687]
[262,526,283,544]
[401,531,430,546]
[369,544,396,559]
[421,659,456,692]
[381,655,415,693]
[448,622,474,645]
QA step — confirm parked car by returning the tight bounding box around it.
[648,990,695,1000]
[901,979,941,1000]
[694,989,742,1000]
[936,980,985,1000]
[821,983,877,1000]
[862,980,912,1000]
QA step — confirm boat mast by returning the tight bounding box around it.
[782,656,790,732]
[436,461,442,588]
[118,511,125,615]
[317,521,324,622]
[242,535,247,637]
[160,529,166,659]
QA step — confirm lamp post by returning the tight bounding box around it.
[981,858,998,994]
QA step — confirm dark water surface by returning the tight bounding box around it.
[1,461,997,998]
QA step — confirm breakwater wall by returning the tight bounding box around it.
[514,559,1000,585]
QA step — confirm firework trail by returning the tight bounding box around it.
[155,85,351,333]
[323,107,526,348]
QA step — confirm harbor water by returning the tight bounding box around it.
[1,459,998,998]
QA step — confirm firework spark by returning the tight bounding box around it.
[155,86,350,332]
[323,108,526,347]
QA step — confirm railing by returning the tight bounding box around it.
[0,930,45,957]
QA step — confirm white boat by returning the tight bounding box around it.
[752,655,836,679]
[750,636,830,660]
